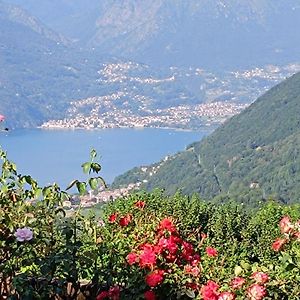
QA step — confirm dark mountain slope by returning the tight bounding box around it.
[113,72,300,204]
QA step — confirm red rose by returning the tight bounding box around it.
[247,284,267,300]
[134,200,146,209]
[206,247,218,257]
[144,290,156,300]
[108,285,120,300]
[145,270,164,287]
[230,277,246,289]
[186,282,200,291]
[139,247,157,268]
[184,265,200,277]
[157,235,179,254]
[108,213,118,223]
[126,252,138,265]
[272,238,287,252]
[158,218,176,233]
[119,214,132,227]
[191,254,201,266]
[96,291,109,300]
[181,241,194,262]
[201,280,219,300]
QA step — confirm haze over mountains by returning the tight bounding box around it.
[1,0,300,127]
[6,0,300,68]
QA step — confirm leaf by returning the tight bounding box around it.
[90,149,97,160]
[82,162,91,174]
[66,179,79,190]
[76,182,87,195]
[185,289,196,298]
[89,178,98,190]
[91,162,101,173]
[241,260,251,270]
[55,208,66,217]
[34,188,42,198]
[234,265,243,276]
[97,176,107,189]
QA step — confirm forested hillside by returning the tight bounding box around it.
[113,72,300,204]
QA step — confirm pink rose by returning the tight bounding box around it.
[15,227,33,242]
[230,277,246,289]
[279,216,293,234]
[218,291,236,300]
[272,238,287,252]
[251,272,269,284]
[247,284,267,300]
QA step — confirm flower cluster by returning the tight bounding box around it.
[200,271,268,300]
[108,200,235,300]
[108,212,133,227]
[246,272,269,300]
[102,201,278,299]
[125,216,210,295]
[272,216,300,252]
[201,280,235,300]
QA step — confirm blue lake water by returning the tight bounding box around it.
[0,128,211,188]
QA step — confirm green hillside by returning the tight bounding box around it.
[113,72,300,204]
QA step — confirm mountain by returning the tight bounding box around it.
[5,0,300,69]
[112,72,300,204]
[1,0,300,128]
[3,0,109,42]
[91,0,300,68]
[0,1,106,128]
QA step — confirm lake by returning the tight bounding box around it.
[0,128,211,188]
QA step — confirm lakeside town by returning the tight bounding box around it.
[62,183,141,210]
[41,61,300,131]
[41,101,248,130]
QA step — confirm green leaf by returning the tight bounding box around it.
[234,265,243,276]
[90,149,97,160]
[66,179,79,190]
[34,188,42,198]
[91,163,101,173]
[92,176,107,189]
[82,162,91,174]
[241,260,251,270]
[76,182,87,195]
[89,178,98,190]
[55,208,66,217]
[185,289,196,298]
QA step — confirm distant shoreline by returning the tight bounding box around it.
[37,124,217,133]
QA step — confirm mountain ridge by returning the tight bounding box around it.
[5,0,300,68]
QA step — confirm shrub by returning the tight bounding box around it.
[0,149,300,299]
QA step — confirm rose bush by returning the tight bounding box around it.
[0,149,300,299]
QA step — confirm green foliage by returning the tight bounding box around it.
[0,149,106,299]
[1,149,300,299]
